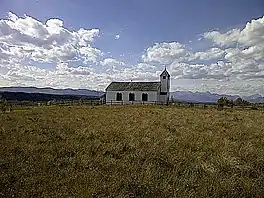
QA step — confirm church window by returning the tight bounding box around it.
[129,93,135,101]
[142,93,148,101]
[116,92,122,101]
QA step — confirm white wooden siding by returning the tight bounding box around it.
[106,91,159,104]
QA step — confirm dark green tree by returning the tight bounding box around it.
[217,97,229,109]
[235,97,250,107]
[235,97,243,106]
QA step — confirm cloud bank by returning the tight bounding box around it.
[0,12,264,95]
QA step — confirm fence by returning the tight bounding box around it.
[170,102,264,110]
[3,99,264,110]
[106,100,168,105]
[5,99,104,108]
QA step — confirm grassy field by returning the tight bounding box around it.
[1,105,264,197]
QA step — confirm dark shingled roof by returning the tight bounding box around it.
[106,82,161,91]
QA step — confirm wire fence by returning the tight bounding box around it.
[170,102,264,110]
[2,99,104,108]
[1,99,264,112]
[105,100,168,105]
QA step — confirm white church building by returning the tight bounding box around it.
[105,68,170,105]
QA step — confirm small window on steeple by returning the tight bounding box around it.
[163,76,166,79]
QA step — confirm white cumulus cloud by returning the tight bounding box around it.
[142,42,191,64]
[1,12,264,96]
[0,12,101,64]
[193,47,225,60]
[100,58,124,67]
[115,34,120,40]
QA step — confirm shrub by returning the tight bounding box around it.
[1,99,8,113]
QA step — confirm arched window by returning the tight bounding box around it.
[142,93,148,101]
[116,92,122,101]
[129,93,135,101]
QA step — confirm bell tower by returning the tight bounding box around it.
[159,67,170,104]
[160,67,170,94]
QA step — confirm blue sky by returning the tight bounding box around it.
[0,0,264,95]
[1,0,263,58]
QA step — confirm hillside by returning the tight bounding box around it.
[0,91,101,102]
[0,87,104,97]
[170,91,264,103]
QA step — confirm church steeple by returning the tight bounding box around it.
[160,67,170,93]
[160,67,170,78]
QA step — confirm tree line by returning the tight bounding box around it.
[217,97,250,109]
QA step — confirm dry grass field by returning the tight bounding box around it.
[1,105,264,197]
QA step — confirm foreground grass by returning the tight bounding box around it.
[1,105,264,197]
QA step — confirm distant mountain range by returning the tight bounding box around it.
[0,87,105,97]
[170,91,264,103]
[0,87,264,103]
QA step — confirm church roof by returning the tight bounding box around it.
[106,82,161,91]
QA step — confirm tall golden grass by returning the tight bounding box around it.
[1,105,264,197]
